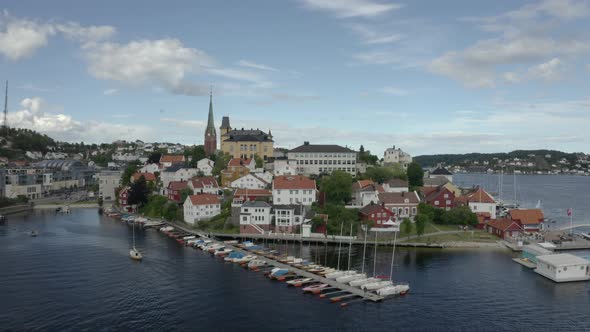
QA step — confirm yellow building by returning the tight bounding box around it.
[219,116,274,160]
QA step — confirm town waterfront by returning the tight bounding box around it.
[1,207,589,331]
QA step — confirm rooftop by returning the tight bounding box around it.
[160,155,185,164]
[273,175,316,190]
[242,201,271,208]
[508,209,544,225]
[289,142,356,153]
[536,254,590,267]
[188,194,220,205]
[378,191,420,204]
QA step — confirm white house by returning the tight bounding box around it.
[159,154,185,168]
[272,158,299,176]
[183,194,221,225]
[351,180,381,207]
[273,205,310,234]
[382,178,409,193]
[160,164,201,193]
[197,158,214,176]
[252,170,273,184]
[272,175,317,206]
[139,163,160,173]
[383,146,412,168]
[189,176,220,195]
[459,187,497,219]
[378,191,421,220]
[535,254,590,282]
[287,142,358,176]
[97,171,121,201]
[239,201,272,234]
[429,166,453,182]
[230,173,269,189]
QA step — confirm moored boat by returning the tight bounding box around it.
[376,283,410,296]
[336,273,366,283]
[303,283,328,293]
[361,280,392,291]
[349,277,379,287]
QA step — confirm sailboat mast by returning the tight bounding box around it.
[337,222,344,270]
[132,222,135,249]
[361,224,368,274]
[373,231,378,277]
[389,228,398,281]
[347,223,353,270]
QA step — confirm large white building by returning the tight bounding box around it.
[97,171,121,201]
[287,142,357,176]
[239,201,272,234]
[188,177,220,195]
[160,164,201,193]
[272,175,317,206]
[383,146,412,168]
[535,254,590,282]
[183,194,221,225]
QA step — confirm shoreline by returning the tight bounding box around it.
[33,203,99,209]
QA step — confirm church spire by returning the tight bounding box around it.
[206,88,215,135]
[204,87,217,156]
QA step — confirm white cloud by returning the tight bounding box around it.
[0,12,115,60]
[349,24,402,44]
[528,57,564,80]
[353,51,400,65]
[502,72,521,84]
[103,88,118,95]
[379,86,408,96]
[298,0,402,18]
[237,60,278,72]
[254,92,320,106]
[9,96,154,142]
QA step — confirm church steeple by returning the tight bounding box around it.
[204,88,217,156]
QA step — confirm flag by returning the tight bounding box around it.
[567,208,572,216]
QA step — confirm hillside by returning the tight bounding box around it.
[0,128,58,159]
[413,150,580,168]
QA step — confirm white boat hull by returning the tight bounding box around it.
[361,281,392,291]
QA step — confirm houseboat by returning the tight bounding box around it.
[534,254,590,283]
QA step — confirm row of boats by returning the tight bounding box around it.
[157,226,410,300]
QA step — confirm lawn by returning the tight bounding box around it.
[401,230,497,244]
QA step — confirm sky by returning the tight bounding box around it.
[0,0,589,156]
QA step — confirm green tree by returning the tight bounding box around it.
[407,162,424,190]
[401,218,413,239]
[128,175,150,206]
[186,145,207,166]
[147,152,162,164]
[320,170,353,204]
[212,152,231,177]
[358,145,379,166]
[442,206,478,226]
[121,164,138,186]
[415,214,428,237]
[97,197,104,207]
[363,166,395,184]
[254,154,264,168]
[324,204,359,235]
[388,163,408,181]
[180,188,193,203]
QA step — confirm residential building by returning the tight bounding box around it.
[252,170,273,184]
[457,187,497,219]
[232,188,272,205]
[485,218,524,239]
[423,177,450,187]
[139,163,160,173]
[160,164,200,193]
[272,158,298,176]
[272,175,317,206]
[118,186,135,212]
[221,158,255,187]
[204,92,217,156]
[239,201,272,234]
[167,181,188,202]
[429,166,453,182]
[287,142,357,176]
[507,209,544,232]
[188,176,220,195]
[351,180,382,207]
[159,154,186,168]
[382,178,409,193]
[359,203,396,228]
[219,116,274,160]
[378,191,421,220]
[183,194,221,225]
[97,171,121,201]
[130,172,156,184]
[273,204,311,234]
[230,173,269,189]
[197,158,214,176]
[422,186,456,210]
[383,146,412,168]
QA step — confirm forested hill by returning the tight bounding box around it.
[413,150,580,168]
[0,128,58,159]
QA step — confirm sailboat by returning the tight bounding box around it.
[129,222,143,260]
[376,220,410,296]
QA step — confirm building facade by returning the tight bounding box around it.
[183,194,221,225]
[272,175,317,206]
[219,116,273,160]
[383,146,412,168]
[239,201,272,234]
[287,142,357,176]
[97,170,121,201]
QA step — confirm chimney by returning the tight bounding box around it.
[304,141,310,145]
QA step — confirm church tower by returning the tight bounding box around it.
[204,90,217,156]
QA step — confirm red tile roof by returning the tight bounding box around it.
[487,218,523,232]
[273,175,316,190]
[190,176,219,189]
[463,187,495,204]
[420,186,438,198]
[234,188,272,196]
[131,172,156,182]
[228,158,254,167]
[378,192,420,205]
[168,181,188,191]
[160,155,185,163]
[508,209,544,225]
[188,194,220,205]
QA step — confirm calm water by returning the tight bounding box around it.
[1,209,589,331]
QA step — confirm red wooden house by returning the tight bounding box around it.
[422,186,456,210]
[167,181,188,202]
[485,218,524,239]
[359,203,396,228]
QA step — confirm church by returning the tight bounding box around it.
[203,92,273,160]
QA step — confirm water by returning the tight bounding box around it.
[1,209,589,331]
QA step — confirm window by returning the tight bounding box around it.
[434,200,439,205]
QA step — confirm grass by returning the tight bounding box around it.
[401,230,497,244]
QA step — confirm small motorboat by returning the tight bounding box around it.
[234,255,257,264]
[376,283,410,296]
[336,273,366,283]
[349,277,379,287]
[361,280,393,291]
[247,259,267,269]
[214,248,233,256]
[30,230,38,237]
[269,268,290,279]
[303,283,329,293]
[225,252,245,262]
[286,278,313,287]
[129,247,143,260]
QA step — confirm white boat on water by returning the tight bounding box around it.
[214,248,233,256]
[349,277,379,287]
[234,255,257,264]
[286,277,313,285]
[325,270,356,280]
[183,235,196,241]
[361,280,392,291]
[336,273,366,283]
[247,259,267,268]
[376,283,410,296]
[129,223,142,261]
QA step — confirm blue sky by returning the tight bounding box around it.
[0,0,589,155]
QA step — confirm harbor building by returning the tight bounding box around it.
[287,142,357,176]
[219,116,273,160]
[535,254,590,283]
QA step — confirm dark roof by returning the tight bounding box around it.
[430,167,452,175]
[273,204,304,214]
[242,201,271,208]
[385,178,408,187]
[289,143,356,153]
[163,163,189,172]
[221,116,231,129]
[423,177,450,186]
[223,129,273,142]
